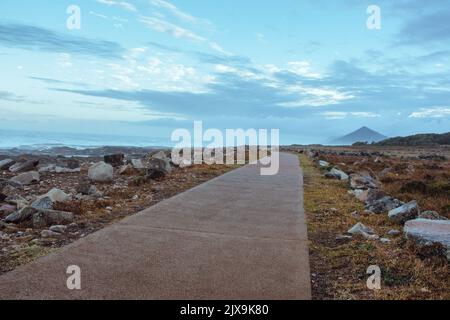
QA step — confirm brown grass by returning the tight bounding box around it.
[301,154,450,300]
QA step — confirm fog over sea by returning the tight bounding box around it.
[0,130,172,150]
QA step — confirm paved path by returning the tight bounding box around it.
[0,153,311,300]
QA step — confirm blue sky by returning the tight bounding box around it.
[0,0,449,145]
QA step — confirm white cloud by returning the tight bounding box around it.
[139,16,206,42]
[287,61,321,79]
[320,111,381,120]
[150,0,197,23]
[409,107,450,118]
[97,0,137,12]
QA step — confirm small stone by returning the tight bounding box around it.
[387,229,401,236]
[10,171,40,185]
[418,211,448,221]
[49,225,67,234]
[104,154,125,167]
[9,160,39,173]
[380,238,391,244]
[5,206,37,224]
[0,159,15,170]
[319,160,330,167]
[40,230,61,238]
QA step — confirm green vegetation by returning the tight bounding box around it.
[376,132,450,147]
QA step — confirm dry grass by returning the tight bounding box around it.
[301,155,450,300]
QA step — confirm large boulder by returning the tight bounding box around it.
[131,159,145,170]
[0,159,15,170]
[88,162,114,182]
[10,171,40,185]
[31,188,69,210]
[328,168,348,181]
[9,160,39,173]
[365,196,403,214]
[388,200,420,224]
[104,154,124,167]
[148,158,172,173]
[349,173,379,190]
[352,188,385,203]
[5,206,37,224]
[404,219,450,260]
[32,209,74,228]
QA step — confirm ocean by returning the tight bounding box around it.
[0,129,172,150]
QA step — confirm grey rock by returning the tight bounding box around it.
[329,168,348,181]
[353,188,386,203]
[319,160,330,167]
[404,219,450,258]
[31,196,53,210]
[5,195,29,209]
[49,225,68,234]
[348,222,378,239]
[388,200,420,224]
[0,159,15,170]
[9,160,39,173]
[148,158,172,173]
[40,230,61,238]
[10,171,40,185]
[349,173,379,190]
[365,196,404,214]
[0,204,16,218]
[119,164,136,175]
[32,209,74,228]
[418,211,448,221]
[131,159,145,170]
[5,206,37,224]
[387,229,401,236]
[380,238,391,244]
[88,161,113,182]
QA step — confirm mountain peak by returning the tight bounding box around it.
[330,127,387,145]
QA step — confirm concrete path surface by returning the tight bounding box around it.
[0,153,311,300]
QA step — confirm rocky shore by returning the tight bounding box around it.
[0,147,237,274]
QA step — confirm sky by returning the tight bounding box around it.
[0,0,449,146]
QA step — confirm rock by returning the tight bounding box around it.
[46,188,70,203]
[404,219,450,259]
[119,164,136,175]
[65,159,80,169]
[379,167,392,177]
[0,204,16,218]
[32,209,74,228]
[388,200,420,224]
[145,168,166,181]
[319,160,330,167]
[365,196,404,214]
[148,158,172,173]
[40,230,61,238]
[349,173,378,190]
[5,206,37,224]
[329,168,348,181]
[131,159,145,170]
[387,229,401,236]
[380,238,391,244]
[31,196,53,210]
[151,151,169,160]
[88,162,113,182]
[418,211,448,221]
[40,165,81,173]
[10,171,40,185]
[352,188,385,203]
[49,225,67,234]
[104,154,124,167]
[178,159,192,168]
[348,222,378,239]
[0,159,15,170]
[9,160,39,173]
[76,181,91,195]
[0,192,6,202]
[5,195,29,209]
[325,172,340,180]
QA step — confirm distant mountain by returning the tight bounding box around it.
[331,127,387,145]
[375,132,450,146]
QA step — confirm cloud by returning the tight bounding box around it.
[0,91,24,102]
[150,0,197,23]
[96,0,137,12]
[139,16,206,42]
[320,111,381,120]
[409,107,450,118]
[0,23,125,59]
[397,11,450,46]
